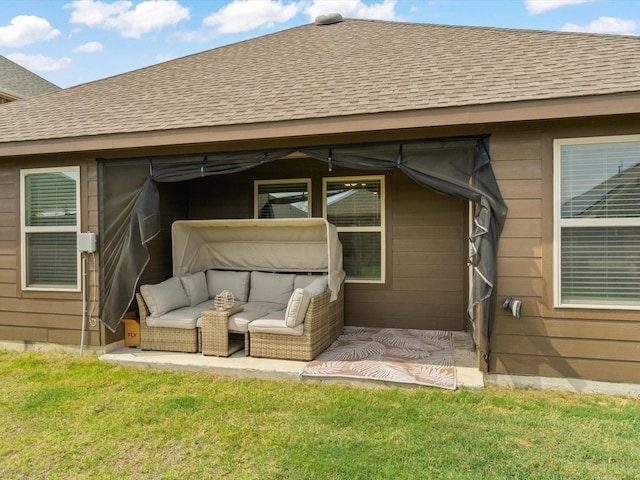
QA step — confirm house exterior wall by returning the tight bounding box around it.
[2,113,638,385]
[185,157,469,332]
[0,157,104,347]
[490,115,640,384]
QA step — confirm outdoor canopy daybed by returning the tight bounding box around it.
[137,218,346,359]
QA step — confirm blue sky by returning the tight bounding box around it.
[1,0,638,88]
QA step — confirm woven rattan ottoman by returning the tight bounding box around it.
[201,305,247,356]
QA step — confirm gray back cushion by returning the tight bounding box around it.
[206,270,251,302]
[140,277,190,317]
[249,271,295,305]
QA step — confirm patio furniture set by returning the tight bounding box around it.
[133,218,346,362]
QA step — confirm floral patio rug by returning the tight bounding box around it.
[302,327,456,390]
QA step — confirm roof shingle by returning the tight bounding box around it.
[1,19,639,144]
[0,55,60,101]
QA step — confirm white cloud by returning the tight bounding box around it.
[7,53,72,71]
[561,16,637,34]
[305,0,398,21]
[67,0,190,38]
[154,53,174,63]
[203,0,300,34]
[525,0,595,15]
[0,15,60,47]
[73,41,103,52]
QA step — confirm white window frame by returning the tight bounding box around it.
[20,166,81,292]
[553,134,640,310]
[323,175,386,284]
[254,178,312,219]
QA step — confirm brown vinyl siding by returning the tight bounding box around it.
[490,117,640,384]
[0,159,102,347]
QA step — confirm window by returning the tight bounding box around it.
[21,167,81,291]
[554,136,640,308]
[254,179,311,219]
[323,176,385,283]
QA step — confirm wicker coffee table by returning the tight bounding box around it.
[201,305,247,357]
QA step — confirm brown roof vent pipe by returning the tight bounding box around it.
[315,13,343,25]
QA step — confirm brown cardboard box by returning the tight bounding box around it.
[122,318,140,347]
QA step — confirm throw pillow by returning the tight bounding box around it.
[284,288,312,327]
[140,277,190,317]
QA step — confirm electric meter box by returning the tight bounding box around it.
[77,232,97,253]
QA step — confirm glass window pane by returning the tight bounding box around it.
[561,141,640,219]
[256,182,309,219]
[25,171,78,226]
[338,231,381,281]
[561,226,640,304]
[26,232,77,287]
[326,179,381,227]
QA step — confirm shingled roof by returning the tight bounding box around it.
[1,19,639,145]
[0,55,60,101]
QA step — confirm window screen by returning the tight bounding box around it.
[324,177,384,282]
[556,138,640,306]
[255,179,310,219]
[21,168,80,290]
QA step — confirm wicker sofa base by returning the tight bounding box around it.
[249,290,334,361]
[136,293,199,353]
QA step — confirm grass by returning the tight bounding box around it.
[1,351,639,479]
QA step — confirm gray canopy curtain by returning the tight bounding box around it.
[98,136,507,361]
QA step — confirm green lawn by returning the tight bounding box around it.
[1,351,638,479]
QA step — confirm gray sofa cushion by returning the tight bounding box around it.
[249,271,295,305]
[293,274,327,289]
[145,302,211,329]
[206,270,250,302]
[249,311,304,336]
[180,271,209,306]
[140,277,190,317]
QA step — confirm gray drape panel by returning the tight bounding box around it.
[98,138,506,361]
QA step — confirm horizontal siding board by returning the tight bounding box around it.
[496,276,543,297]
[1,297,83,315]
[497,257,542,278]
[492,317,640,342]
[0,227,16,241]
[394,238,463,253]
[500,218,542,238]
[490,134,541,161]
[498,238,542,258]
[504,199,542,219]
[394,263,463,279]
[492,159,541,180]
[394,211,464,226]
[0,255,15,269]
[394,277,463,292]
[347,301,462,320]
[0,269,16,283]
[394,225,463,239]
[0,283,16,297]
[0,212,14,225]
[394,252,463,266]
[0,310,88,329]
[346,288,463,305]
[0,325,48,343]
[491,334,640,362]
[497,179,542,199]
[346,313,462,331]
[492,353,640,384]
[48,328,100,346]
